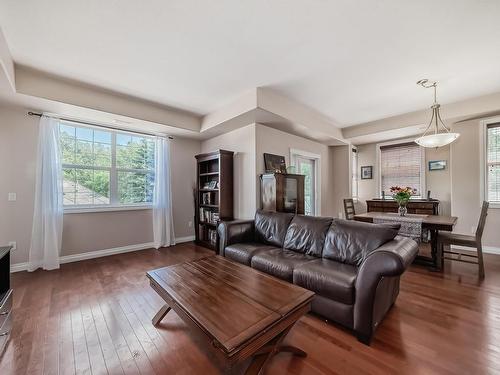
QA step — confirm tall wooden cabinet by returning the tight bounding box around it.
[195,150,234,250]
[260,173,305,214]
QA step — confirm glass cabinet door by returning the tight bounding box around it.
[283,177,297,211]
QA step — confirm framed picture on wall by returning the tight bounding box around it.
[264,153,287,173]
[428,160,447,171]
[361,166,373,179]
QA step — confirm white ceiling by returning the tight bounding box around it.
[1,0,500,126]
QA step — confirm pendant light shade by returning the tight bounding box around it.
[415,79,460,148]
[415,132,460,147]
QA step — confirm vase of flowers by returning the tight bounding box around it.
[390,186,416,216]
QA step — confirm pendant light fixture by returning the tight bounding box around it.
[415,79,460,148]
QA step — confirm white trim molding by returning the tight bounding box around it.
[350,144,358,202]
[64,205,153,214]
[176,235,196,243]
[11,235,195,273]
[479,116,500,209]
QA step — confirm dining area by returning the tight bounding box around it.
[344,196,489,278]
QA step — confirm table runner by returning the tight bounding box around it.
[373,213,426,243]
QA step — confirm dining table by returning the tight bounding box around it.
[354,212,458,270]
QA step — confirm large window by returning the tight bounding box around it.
[60,122,155,208]
[486,123,500,203]
[379,141,424,197]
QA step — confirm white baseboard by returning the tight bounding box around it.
[175,235,195,243]
[59,242,155,265]
[451,245,500,255]
[10,235,196,273]
[10,262,29,273]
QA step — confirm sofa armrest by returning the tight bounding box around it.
[217,220,255,256]
[354,236,418,343]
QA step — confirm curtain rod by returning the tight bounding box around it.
[27,111,173,139]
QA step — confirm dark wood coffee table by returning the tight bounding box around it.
[146,256,314,374]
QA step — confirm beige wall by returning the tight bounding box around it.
[355,141,451,215]
[61,210,153,255]
[355,143,377,213]
[0,104,200,265]
[0,105,38,264]
[329,145,351,218]
[200,123,257,219]
[200,123,338,219]
[254,124,333,216]
[425,145,451,216]
[170,136,200,237]
[451,120,499,248]
[354,126,500,248]
[15,66,201,133]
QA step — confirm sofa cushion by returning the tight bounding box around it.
[254,210,294,247]
[224,243,277,265]
[323,219,400,266]
[293,259,357,305]
[283,215,333,256]
[250,248,316,282]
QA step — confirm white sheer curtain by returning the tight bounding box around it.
[153,137,175,248]
[28,116,63,271]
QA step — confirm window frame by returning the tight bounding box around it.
[290,148,321,216]
[480,116,500,209]
[60,121,156,213]
[351,146,358,202]
[376,138,426,199]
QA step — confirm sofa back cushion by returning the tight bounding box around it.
[323,219,400,266]
[283,215,333,256]
[255,210,294,247]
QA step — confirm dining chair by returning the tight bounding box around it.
[343,198,356,220]
[438,201,489,278]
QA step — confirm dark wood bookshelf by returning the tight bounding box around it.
[195,149,234,251]
[0,246,12,354]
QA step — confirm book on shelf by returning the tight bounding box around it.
[208,229,217,246]
[202,192,211,205]
[199,207,219,224]
[202,180,218,189]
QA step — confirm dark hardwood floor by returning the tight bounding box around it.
[1,242,499,374]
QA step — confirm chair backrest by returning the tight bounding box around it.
[475,201,489,240]
[343,198,356,220]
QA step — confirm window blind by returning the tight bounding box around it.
[380,142,422,196]
[487,123,500,203]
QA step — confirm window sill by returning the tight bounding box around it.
[488,202,500,209]
[64,205,153,214]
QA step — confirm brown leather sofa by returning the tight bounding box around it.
[218,210,418,345]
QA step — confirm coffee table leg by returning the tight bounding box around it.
[152,304,171,326]
[276,345,307,357]
[244,325,306,375]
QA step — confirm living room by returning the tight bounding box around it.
[1,1,499,374]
